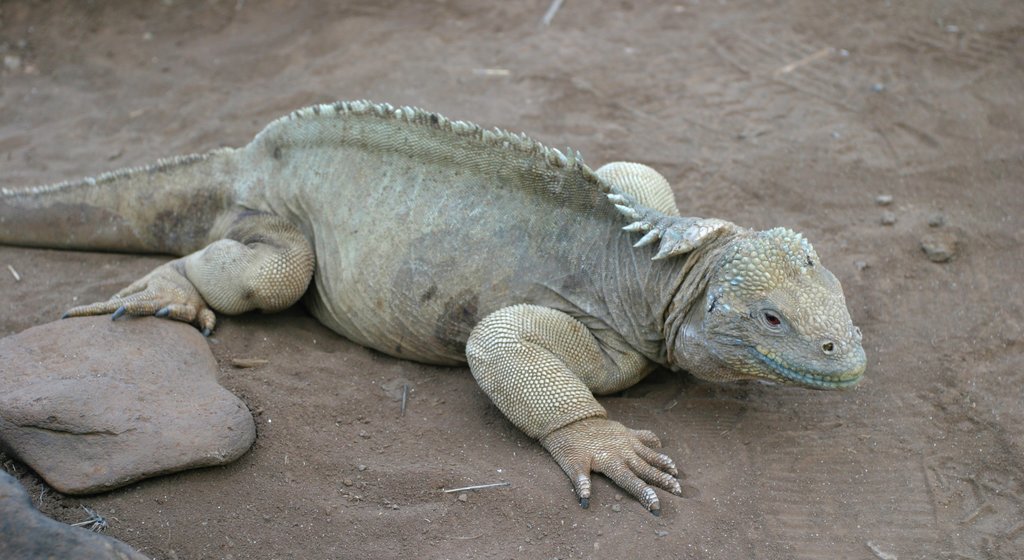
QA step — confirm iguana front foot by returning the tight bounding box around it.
[62,259,217,335]
[541,417,682,515]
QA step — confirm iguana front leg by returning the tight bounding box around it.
[595,161,680,217]
[598,162,734,259]
[466,304,682,515]
[63,211,314,334]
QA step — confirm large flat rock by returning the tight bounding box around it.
[0,470,148,559]
[0,316,256,494]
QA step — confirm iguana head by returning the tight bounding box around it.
[690,227,866,389]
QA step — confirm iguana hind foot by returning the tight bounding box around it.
[62,259,217,335]
[62,212,314,336]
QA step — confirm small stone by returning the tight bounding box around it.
[928,214,945,227]
[655,530,669,537]
[142,31,154,41]
[854,260,869,271]
[611,504,621,512]
[357,464,368,472]
[0,317,256,494]
[457,493,468,502]
[358,430,370,439]
[871,82,886,93]
[614,494,623,501]
[880,211,897,225]
[920,232,958,262]
[342,479,354,487]
[3,54,21,71]
[874,194,893,206]
[0,471,149,559]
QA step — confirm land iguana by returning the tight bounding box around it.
[0,101,866,515]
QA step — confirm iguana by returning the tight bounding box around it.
[0,100,866,515]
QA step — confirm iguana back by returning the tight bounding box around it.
[233,101,628,364]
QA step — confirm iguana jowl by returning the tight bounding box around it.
[0,101,866,515]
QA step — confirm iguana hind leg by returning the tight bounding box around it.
[466,304,682,514]
[63,211,314,334]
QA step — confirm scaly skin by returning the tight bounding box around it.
[0,101,866,515]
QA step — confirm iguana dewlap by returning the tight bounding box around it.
[0,101,866,515]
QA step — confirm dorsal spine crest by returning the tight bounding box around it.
[262,100,610,193]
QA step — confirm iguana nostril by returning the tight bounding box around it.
[822,341,835,354]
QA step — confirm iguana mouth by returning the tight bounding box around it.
[752,349,863,389]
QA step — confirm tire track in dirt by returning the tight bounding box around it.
[740,394,939,559]
[709,25,1022,175]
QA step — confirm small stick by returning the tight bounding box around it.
[448,533,484,540]
[774,47,834,76]
[472,68,511,77]
[7,265,20,282]
[442,481,510,493]
[865,541,897,560]
[541,0,564,26]
[400,383,409,416]
[231,358,269,368]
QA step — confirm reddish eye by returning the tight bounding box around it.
[764,312,781,326]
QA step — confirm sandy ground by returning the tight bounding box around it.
[1,1,1022,558]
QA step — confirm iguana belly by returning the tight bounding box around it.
[297,187,602,366]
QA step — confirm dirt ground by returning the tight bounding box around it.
[1,1,1022,558]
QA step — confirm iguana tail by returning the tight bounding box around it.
[1,149,238,256]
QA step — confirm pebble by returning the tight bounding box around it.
[874,194,893,206]
[854,260,869,271]
[3,54,21,71]
[928,214,945,227]
[655,530,669,537]
[0,471,148,559]
[611,504,621,512]
[457,493,468,503]
[0,317,256,494]
[880,211,897,225]
[920,232,958,262]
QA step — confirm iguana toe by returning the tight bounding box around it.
[633,443,680,478]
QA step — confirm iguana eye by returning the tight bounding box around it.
[763,312,781,327]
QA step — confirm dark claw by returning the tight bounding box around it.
[201,327,212,337]
[650,507,661,517]
[579,497,589,509]
[111,306,127,321]
[155,307,170,318]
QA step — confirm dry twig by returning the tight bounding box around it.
[442,481,510,493]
